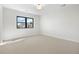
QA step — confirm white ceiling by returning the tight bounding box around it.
[2,4,65,15]
[2,4,79,15]
[2,4,42,15]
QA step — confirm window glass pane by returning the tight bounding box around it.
[17,17,25,22]
[27,18,33,23]
[17,23,25,28]
[27,18,33,28]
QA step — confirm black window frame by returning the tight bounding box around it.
[16,16,34,29]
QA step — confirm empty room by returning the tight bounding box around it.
[0,4,79,54]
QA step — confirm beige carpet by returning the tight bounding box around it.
[0,35,79,54]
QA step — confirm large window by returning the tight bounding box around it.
[16,16,34,29]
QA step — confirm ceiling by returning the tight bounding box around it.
[2,4,41,15]
[2,4,79,15]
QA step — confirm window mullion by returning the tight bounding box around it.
[25,17,27,28]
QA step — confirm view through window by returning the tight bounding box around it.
[16,16,34,29]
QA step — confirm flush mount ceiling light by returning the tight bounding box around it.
[34,4,45,10]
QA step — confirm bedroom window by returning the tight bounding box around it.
[16,16,34,29]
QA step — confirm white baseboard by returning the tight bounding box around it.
[0,33,79,46]
[0,33,40,45]
[41,33,79,43]
[0,37,24,45]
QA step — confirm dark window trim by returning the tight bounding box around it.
[16,16,34,29]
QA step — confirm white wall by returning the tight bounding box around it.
[3,7,40,40]
[40,4,79,43]
[0,5,3,42]
[1,4,79,43]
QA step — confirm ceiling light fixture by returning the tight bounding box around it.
[34,4,45,10]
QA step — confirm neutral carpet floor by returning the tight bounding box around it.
[0,35,79,54]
